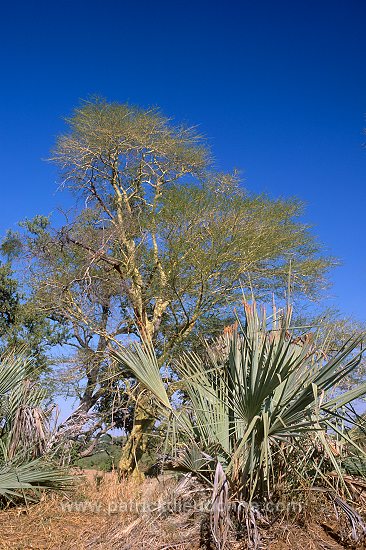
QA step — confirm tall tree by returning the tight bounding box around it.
[51,99,330,341]
[5,99,334,471]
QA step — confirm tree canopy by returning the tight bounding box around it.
[50,99,331,340]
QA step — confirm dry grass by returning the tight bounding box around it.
[1,470,366,549]
[0,470,203,549]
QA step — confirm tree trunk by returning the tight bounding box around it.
[118,400,155,478]
[118,322,197,477]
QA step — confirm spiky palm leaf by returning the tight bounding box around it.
[113,302,366,501]
[0,445,72,504]
[0,348,72,506]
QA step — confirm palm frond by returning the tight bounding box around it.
[0,347,73,506]
[112,302,366,504]
[111,341,172,410]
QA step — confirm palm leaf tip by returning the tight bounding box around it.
[111,344,172,410]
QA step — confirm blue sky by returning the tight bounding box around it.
[0,0,365,320]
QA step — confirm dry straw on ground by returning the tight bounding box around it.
[0,470,366,549]
[0,470,202,550]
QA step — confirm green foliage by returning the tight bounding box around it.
[0,262,20,339]
[0,456,72,505]
[74,434,158,473]
[113,301,366,502]
[0,348,72,506]
[343,456,366,477]
[48,99,333,353]
[0,250,66,374]
[75,444,123,472]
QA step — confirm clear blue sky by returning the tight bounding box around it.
[0,0,365,320]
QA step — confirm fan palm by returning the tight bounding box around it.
[113,302,366,503]
[0,348,72,506]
